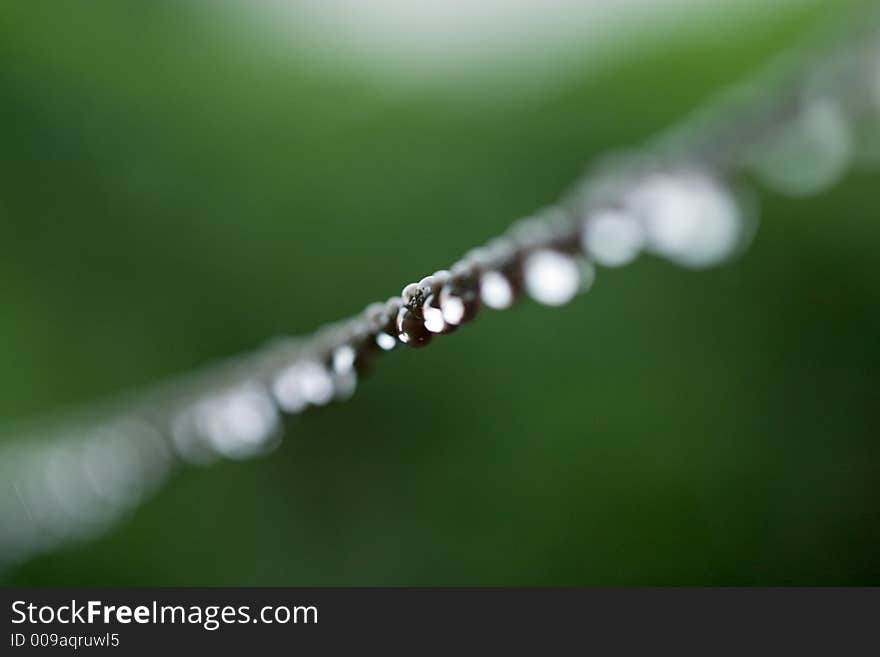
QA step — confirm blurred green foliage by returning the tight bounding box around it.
[1,1,877,585]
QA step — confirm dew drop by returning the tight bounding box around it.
[627,172,742,268]
[747,99,851,197]
[582,209,644,267]
[376,332,397,351]
[297,361,335,406]
[422,300,448,334]
[480,271,515,309]
[397,308,432,347]
[523,249,582,306]
[273,366,309,413]
[332,345,356,374]
[440,281,480,326]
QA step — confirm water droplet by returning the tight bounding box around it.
[272,366,309,413]
[375,332,397,351]
[747,99,851,197]
[523,249,583,306]
[422,295,450,333]
[627,172,742,268]
[480,271,515,309]
[397,308,432,347]
[440,280,480,326]
[297,362,335,406]
[332,345,356,374]
[582,209,644,267]
[194,383,280,460]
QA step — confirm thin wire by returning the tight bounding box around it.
[2,12,880,569]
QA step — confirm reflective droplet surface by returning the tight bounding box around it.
[397,308,432,347]
[422,294,452,333]
[375,332,397,351]
[370,297,403,351]
[523,249,582,306]
[440,280,480,326]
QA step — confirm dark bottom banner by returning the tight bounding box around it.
[1,588,876,654]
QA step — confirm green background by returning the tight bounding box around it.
[1,1,877,585]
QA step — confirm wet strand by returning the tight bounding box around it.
[2,14,880,568]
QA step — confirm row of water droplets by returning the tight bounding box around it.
[3,23,880,568]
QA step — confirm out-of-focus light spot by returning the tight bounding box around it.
[582,209,645,267]
[440,294,465,325]
[376,332,397,351]
[273,365,309,413]
[627,172,742,268]
[171,409,218,465]
[423,305,446,333]
[82,429,144,511]
[123,419,172,495]
[332,345,356,374]
[46,445,114,539]
[190,383,280,460]
[0,416,176,566]
[748,99,852,197]
[227,386,278,455]
[0,478,33,561]
[172,383,281,462]
[28,451,76,540]
[297,361,335,406]
[480,271,514,309]
[523,250,582,306]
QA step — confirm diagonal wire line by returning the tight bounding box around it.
[1,10,880,569]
